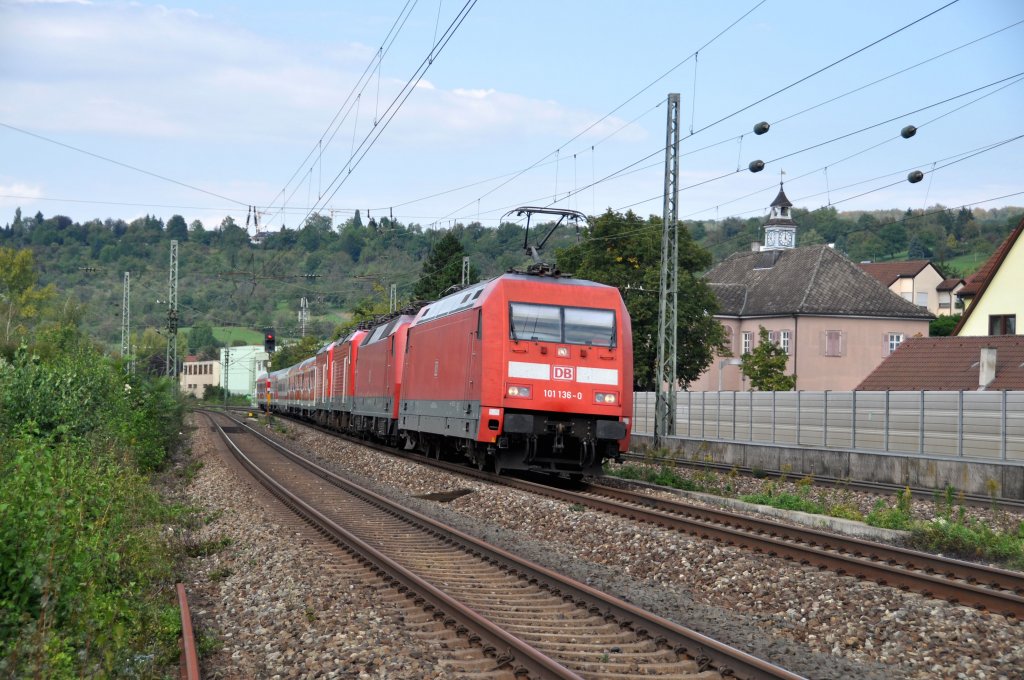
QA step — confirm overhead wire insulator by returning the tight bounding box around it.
[753,121,770,135]
[901,125,918,139]
[908,170,925,183]
[748,159,765,173]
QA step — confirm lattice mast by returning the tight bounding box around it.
[121,271,130,362]
[166,240,179,379]
[655,93,681,442]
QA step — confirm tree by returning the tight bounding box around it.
[166,214,188,240]
[930,314,961,337]
[556,209,724,390]
[0,247,57,347]
[269,334,322,371]
[740,326,796,391]
[187,322,219,355]
[298,212,333,252]
[413,230,478,300]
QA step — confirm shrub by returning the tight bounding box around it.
[0,337,186,676]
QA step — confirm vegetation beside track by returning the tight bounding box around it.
[605,455,1024,570]
[0,329,188,678]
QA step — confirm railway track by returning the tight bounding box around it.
[619,451,1024,512]
[263,412,1024,621]
[203,410,800,679]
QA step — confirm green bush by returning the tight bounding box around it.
[0,337,186,676]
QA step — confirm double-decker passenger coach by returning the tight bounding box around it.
[399,272,632,477]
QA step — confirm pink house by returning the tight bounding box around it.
[689,185,933,392]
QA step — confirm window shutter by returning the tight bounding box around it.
[882,332,890,357]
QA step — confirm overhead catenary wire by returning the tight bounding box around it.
[0,122,249,207]
[435,0,768,224]
[418,0,983,231]
[303,0,480,227]
[262,0,421,225]
[375,14,1023,227]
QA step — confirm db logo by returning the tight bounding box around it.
[553,366,575,381]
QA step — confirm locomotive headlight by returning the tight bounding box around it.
[556,346,569,358]
[507,384,532,398]
[594,391,618,404]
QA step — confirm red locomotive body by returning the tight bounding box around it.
[351,315,414,441]
[326,328,367,428]
[400,273,632,476]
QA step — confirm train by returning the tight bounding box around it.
[255,269,633,477]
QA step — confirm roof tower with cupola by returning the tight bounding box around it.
[762,178,797,251]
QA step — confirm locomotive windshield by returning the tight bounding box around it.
[509,302,615,347]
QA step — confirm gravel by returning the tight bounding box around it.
[177,414,1024,679]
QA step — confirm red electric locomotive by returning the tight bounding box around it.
[326,328,368,430]
[399,272,632,477]
[350,314,415,441]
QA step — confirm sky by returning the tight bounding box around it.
[1,0,1022,236]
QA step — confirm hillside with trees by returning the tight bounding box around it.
[1,203,1019,378]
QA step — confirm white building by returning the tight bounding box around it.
[220,345,270,398]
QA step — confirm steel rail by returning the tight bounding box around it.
[584,481,1024,596]
[263,413,1024,619]
[619,451,1024,511]
[205,413,582,679]
[175,583,200,680]
[216,411,803,680]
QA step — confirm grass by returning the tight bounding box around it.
[910,519,1024,570]
[945,251,988,277]
[212,326,265,345]
[741,490,826,514]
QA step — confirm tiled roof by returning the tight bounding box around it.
[857,260,931,287]
[957,216,1024,299]
[857,336,1024,391]
[706,245,934,319]
[937,277,965,292]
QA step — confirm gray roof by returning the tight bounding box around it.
[706,245,935,319]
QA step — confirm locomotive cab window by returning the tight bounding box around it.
[564,307,615,347]
[510,302,615,347]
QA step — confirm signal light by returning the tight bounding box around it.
[594,392,618,404]
[264,331,276,353]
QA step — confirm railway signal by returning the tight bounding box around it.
[264,330,276,353]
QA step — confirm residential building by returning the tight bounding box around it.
[179,355,221,398]
[857,335,1024,391]
[955,216,1024,336]
[220,345,270,397]
[858,260,962,316]
[937,277,966,316]
[689,184,934,392]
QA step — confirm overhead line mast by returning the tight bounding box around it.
[166,240,179,381]
[121,271,131,373]
[655,93,681,443]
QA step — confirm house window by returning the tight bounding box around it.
[989,315,1016,336]
[888,332,904,354]
[742,331,753,355]
[824,330,843,357]
[780,330,791,355]
[916,292,928,308]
